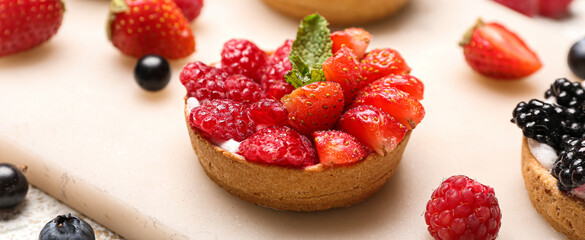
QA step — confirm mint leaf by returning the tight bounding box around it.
[285,14,332,88]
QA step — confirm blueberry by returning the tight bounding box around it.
[134,54,171,91]
[0,163,28,209]
[39,213,96,240]
[568,38,585,79]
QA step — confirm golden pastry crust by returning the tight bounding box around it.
[261,0,410,26]
[185,104,411,211]
[521,137,585,240]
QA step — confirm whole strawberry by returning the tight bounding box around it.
[281,81,344,136]
[460,19,541,80]
[0,0,64,57]
[173,0,203,22]
[425,175,502,240]
[108,0,195,59]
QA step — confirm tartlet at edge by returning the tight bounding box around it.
[521,137,585,240]
[261,0,410,26]
[185,104,411,211]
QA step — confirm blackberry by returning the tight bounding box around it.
[552,139,585,191]
[511,99,585,149]
[545,78,585,111]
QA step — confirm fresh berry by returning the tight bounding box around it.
[108,0,195,59]
[266,81,295,100]
[322,46,362,104]
[248,99,289,128]
[0,0,64,57]
[281,81,345,136]
[39,213,95,240]
[224,75,265,103]
[261,41,293,90]
[221,39,268,82]
[460,20,542,80]
[189,99,255,143]
[268,39,293,65]
[424,175,502,240]
[173,0,204,22]
[552,139,585,191]
[539,0,573,18]
[493,0,538,17]
[237,126,318,168]
[330,28,372,59]
[353,85,425,130]
[313,130,370,167]
[0,163,28,209]
[338,105,407,155]
[366,74,424,100]
[511,99,585,149]
[134,54,171,91]
[180,61,229,101]
[545,78,585,111]
[568,38,585,79]
[359,48,411,87]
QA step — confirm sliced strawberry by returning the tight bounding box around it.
[322,46,362,104]
[460,20,542,80]
[360,48,411,88]
[493,0,538,17]
[338,105,407,155]
[353,85,425,130]
[313,130,370,167]
[281,82,344,136]
[330,28,372,59]
[539,0,573,18]
[108,0,195,59]
[366,74,424,100]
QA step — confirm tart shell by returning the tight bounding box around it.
[260,0,410,26]
[521,137,585,240]
[185,105,411,211]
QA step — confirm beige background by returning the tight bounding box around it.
[1,0,584,239]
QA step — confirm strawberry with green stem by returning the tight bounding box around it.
[108,0,195,59]
[459,19,541,80]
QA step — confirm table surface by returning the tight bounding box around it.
[1,0,585,239]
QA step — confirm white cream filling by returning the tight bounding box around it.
[528,138,585,199]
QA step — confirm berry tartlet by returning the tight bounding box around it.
[512,78,585,239]
[182,15,425,211]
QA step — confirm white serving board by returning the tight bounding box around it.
[1,0,584,239]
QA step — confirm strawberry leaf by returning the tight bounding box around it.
[285,14,332,88]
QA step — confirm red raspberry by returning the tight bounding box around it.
[261,40,293,92]
[181,61,229,101]
[173,0,204,22]
[221,39,268,82]
[261,59,293,89]
[237,126,318,168]
[266,81,295,100]
[268,39,293,65]
[189,99,256,143]
[224,75,265,103]
[248,99,289,127]
[425,175,502,240]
